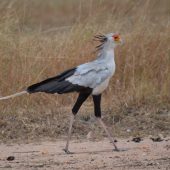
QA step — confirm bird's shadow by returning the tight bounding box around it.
[59,148,129,155]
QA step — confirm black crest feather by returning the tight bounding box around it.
[93,34,107,51]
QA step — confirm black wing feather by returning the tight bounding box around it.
[27,67,92,94]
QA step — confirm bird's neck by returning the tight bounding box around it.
[97,45,115,61]
[103,41,116,51]
[97,40,116,59]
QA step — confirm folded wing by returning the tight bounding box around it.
[66,62,110,89]
[27,61,110,94]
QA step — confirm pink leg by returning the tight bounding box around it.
[63,114,75,154]
[97,118,119,151]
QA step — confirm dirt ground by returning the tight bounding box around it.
[0,137,170,170]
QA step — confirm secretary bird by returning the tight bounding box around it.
[0,33,122,154]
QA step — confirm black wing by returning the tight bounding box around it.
[27,67,92,94]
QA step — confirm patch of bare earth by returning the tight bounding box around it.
[0,138,170,170]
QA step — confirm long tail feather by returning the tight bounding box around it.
[0,91,27,100]
[27,68,77,94]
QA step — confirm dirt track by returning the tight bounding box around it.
[0,138,170,170]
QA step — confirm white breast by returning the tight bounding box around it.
[92,50,115,95]
[92,78,110,95]
[105,50,116,76]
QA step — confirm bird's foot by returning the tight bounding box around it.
[112,148,120,152]
[63,148,74,154]
[112,146,120,152]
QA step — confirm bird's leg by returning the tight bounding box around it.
[92,95,119,151]
[63,114,75,154]
[97,118,119,151]
[63,92,91,154]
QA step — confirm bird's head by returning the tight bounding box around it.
[94,33,122,51]
[106,33,122,45]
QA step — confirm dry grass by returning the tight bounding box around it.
[0,0,170,141]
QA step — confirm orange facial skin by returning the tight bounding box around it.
[113,34,120,42]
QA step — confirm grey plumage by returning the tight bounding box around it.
[67,33,116,95]
[67,57,115,95]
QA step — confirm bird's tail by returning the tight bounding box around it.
[0,91,27,100]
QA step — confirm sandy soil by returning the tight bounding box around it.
[0,138,170,170]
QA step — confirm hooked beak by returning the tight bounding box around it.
[113,34,123,44]
[115,37,123,45]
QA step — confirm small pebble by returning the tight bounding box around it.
[126,129,131,132]
[132,137,142,143]
[7,156,15,161]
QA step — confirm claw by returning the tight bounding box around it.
[112,147,120,152]
[63,148,74,154]
[112,145,120,152]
